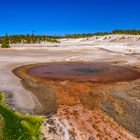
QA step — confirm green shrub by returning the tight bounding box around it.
[1,34,10,48]
[1,41,10,48]
[0,93,43,140]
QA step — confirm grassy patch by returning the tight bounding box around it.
[0,115,4,139]
[0,93,43,140]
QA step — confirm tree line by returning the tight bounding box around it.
[63,30,140,38]
[0,34,60,45]
[112,30,140,35]
[1,29,140,48]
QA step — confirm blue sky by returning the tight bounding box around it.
[0,0,140,35]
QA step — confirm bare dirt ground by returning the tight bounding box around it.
[0,35,140,139]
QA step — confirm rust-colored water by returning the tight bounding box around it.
[27,62,140,82]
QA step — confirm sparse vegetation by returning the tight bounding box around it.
[0,92,43,140]
[0,34,60,44]
[62,30,140,38]
[112,29,140,35]
[1,30,140,44]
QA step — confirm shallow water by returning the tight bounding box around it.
[27,62,140,82]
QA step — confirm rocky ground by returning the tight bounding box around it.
[0,35,140,139]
